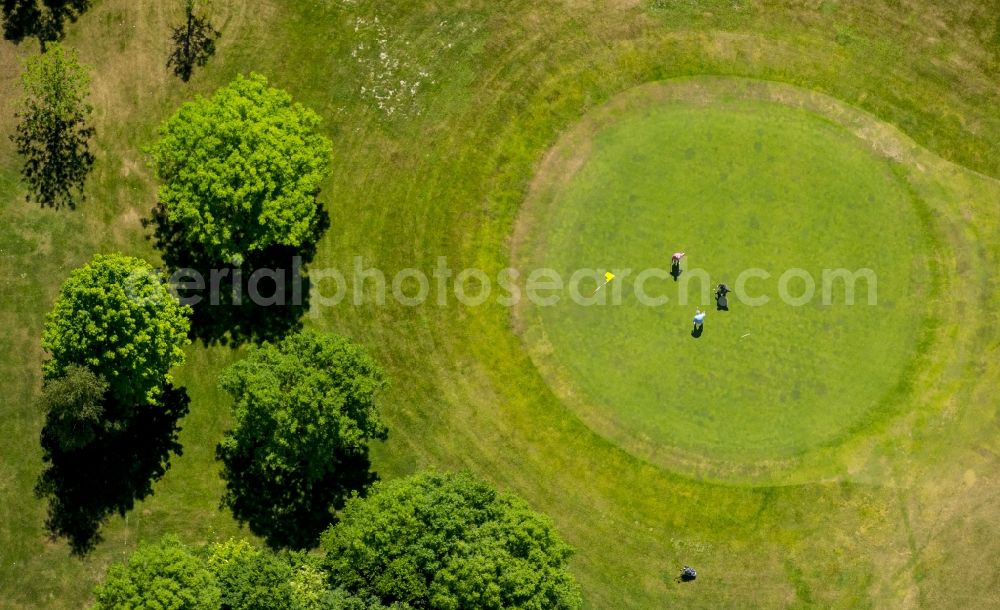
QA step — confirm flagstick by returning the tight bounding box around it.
[589,280,610,297]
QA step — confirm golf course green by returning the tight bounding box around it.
[516,80,936,480]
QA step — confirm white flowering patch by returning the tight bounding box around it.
[350,16,428,118]
[347,7,477,119]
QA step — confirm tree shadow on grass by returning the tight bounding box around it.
[35,384,189,555]
[144,201,329,347]
[167,1,220,82]
[176,246,314,347]
[2,0,91,46]
[219,446,378,550]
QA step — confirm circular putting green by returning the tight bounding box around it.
[514,79,936,480]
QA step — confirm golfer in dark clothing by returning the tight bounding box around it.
[716,283,730,311]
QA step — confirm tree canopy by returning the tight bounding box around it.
[207,539,296,610]
[41,253,191,407]
[217,330,388,548]
[93,536,390,610]
[12,41,95,209]
[320,471,583,610]
[88,472,582,608]
[36,380,190,554]
[92,536,221,610]
[37,255,191,553]
[36,363,109,451]
[149,73,333,264]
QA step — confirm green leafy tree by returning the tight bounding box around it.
[36,381,191,554]
[289,562,335,610]
[150,73,333,264]
[167,0,220,82]
[12,41,95,209]
[320,471,583,610]
[92,535,222,610]
[91,536,398,610]
[37,261,191,553]
[317,590,398,610]
[206,539,295,610]
[217,330,388,549]
[204,539,390,610]
[36,363,109,451]
[42,253,191,407]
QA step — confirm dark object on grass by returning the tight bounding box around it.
[36,383,190,554]
[678,565,697,582]
[144,200,329,347]
[670,259,682,281]
[167,0,220,82]
[2,0,91,47]
[715,283,730,311]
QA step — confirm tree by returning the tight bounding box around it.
[37,382,190,554]
[216,330,388,549]
[12,41,95,210]
[93,536,222,610]
[38,254,191,553]
[91,536,398,610]
[145,194,324,346]
[36,363,109,451]
[206,538,295,610]
[149,73,333,265]
[1,0,91,46]
[317,590,397,610]
[320,472,583,610]
[204,539,394,610]
[167,0,220,82]
[42,253,191,407]
[288,562,334,610]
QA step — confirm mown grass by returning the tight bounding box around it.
[518,89,933,476]
[1,0,999,608]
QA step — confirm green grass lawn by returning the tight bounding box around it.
[517,83,935,479]
[1,1,1000,608]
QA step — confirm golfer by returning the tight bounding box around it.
[693,309,706,329]
[670,251,685,281]
[715,283,730,311]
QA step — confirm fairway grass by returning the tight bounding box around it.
[515,79,936,480]
[2,1,1000,608]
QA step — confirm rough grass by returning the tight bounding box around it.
[0,0,999,608]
